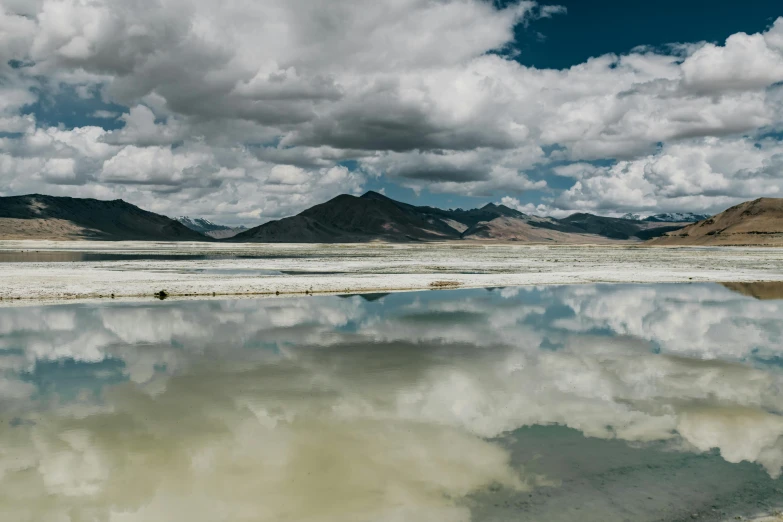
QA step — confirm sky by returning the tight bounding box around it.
[1,1,783,225]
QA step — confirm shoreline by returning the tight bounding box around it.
[2,241,782,306]
[1,280,782,309]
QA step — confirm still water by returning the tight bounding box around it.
[0,252,297,263]
[1,283,782,521]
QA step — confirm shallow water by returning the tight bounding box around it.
[1,283,782,521]
[0,251,216,262]
[0,251,300,263]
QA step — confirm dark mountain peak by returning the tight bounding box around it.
[0,193,207,241]
[324,193,361,203]
[237,189,462,243]
[301,193,363,215]
[360,190,392,201]
[563,212,593,220]
[496,204,525,216]
[477,202,525,218]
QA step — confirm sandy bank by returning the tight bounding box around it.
[1,241,783,305]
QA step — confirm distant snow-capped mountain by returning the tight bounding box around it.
[620,212,710,223]
[644,212,711,223]
[175,216,247,238]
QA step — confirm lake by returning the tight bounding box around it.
[1,283,782,521]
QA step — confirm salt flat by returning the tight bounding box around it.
[1,240,782,305]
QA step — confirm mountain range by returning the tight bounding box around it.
[621,212,711,223]
[2,191,779,246]
[175,216,247,239]
[233,191,688,243]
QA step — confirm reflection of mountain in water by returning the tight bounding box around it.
[337,292,391,301]
[1,283,783,521]
[721,281,783,300]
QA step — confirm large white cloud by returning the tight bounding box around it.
[555,136,783,214]
[1,0,783,221]
[682,28,783,93]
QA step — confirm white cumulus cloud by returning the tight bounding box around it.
[0,0,782,219]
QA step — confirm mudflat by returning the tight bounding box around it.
[1,240,782,304]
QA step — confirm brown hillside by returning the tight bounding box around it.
[460,217,623,244]
[649,198,783,246]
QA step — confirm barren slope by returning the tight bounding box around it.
[0,195,207,241]
[234,193,462,242]
[649,198,783,246]
[461,217,623,243]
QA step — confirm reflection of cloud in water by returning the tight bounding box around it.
[0,283,782,520]
[2,358,528,522]
[552,284,783,360]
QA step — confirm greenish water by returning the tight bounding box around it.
[1,283,782,521]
